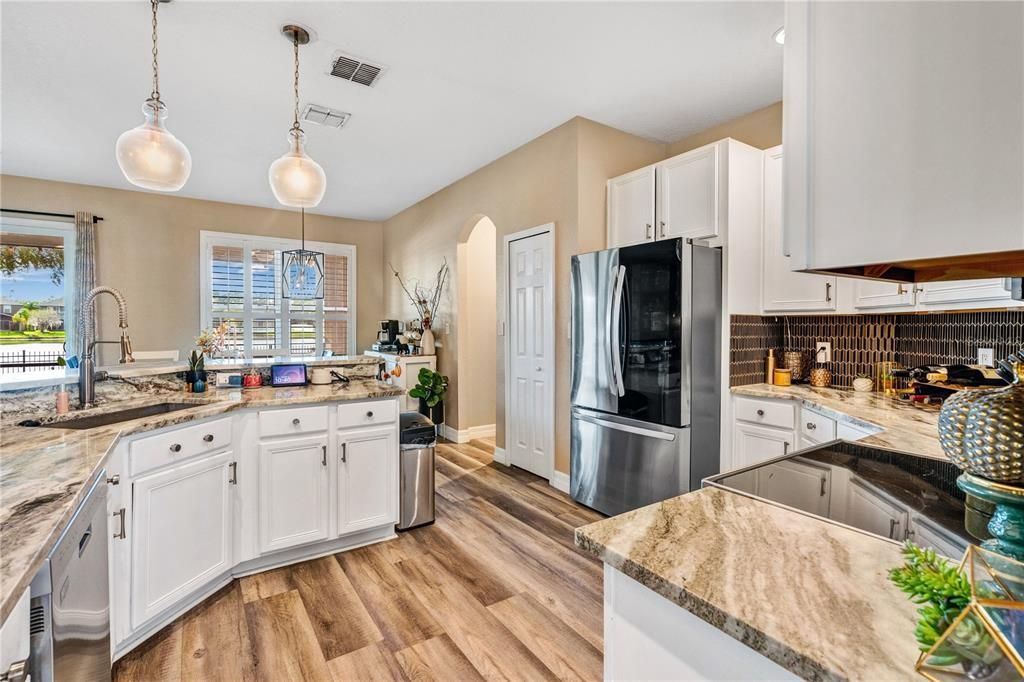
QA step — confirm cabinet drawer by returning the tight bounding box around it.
[733,397,795,430]
[259,406,329,438]
[130,417,232,476]
[800,408,837,442]
[337,400,397,429]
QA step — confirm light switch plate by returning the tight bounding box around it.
[815,341,832,364]
[978,348,995,366]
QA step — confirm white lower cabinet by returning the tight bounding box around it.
[844,479,908,543]
[732,421,794,469]
[130,450,234,628]
[756,458,831,517]
[336,426,397,535]
[258,434,330,554]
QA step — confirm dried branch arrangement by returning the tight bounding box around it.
[389,259,449,328]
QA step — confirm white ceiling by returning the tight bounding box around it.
[1,1,783,221]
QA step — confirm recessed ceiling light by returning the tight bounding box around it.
[773,27,785,45]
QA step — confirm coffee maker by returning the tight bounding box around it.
[372,319,401,352]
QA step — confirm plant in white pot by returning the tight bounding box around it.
[853,373,874,393]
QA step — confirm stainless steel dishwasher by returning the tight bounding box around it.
[29,472,111,682]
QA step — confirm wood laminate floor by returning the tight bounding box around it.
[114,438,605,682]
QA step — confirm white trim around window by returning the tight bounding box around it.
[199,230,357,358]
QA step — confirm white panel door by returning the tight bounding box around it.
[507,230,554,478]
[258,434,329,554]
[337,426,397,535]
[853,280,915,311]
[761,146,837,312]
[131,451,233,628]
[845,480,909,542]
[731,421,793,469]
[917,279,1016,309]
[400,357,436,411]
[657,142,720,241]
[755,459,830,517]
[607,166,656,248]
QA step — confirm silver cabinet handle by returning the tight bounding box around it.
[106,474,120,485]
[229,461,237,485]
[820,477,827,497]
[292,418,301,425]
[203,434,214,443]
[783,442,790,455]
[806,422,817,430]
[889,518,899,539]
[112,508,126,540]
[825,282,832,303]
[659,220,666,238]
[897,284,907,295]
[366,410,374,418]
[169,443,182,453]
[321,444,327,466]
[645,223,653,239]
[1,659,28,682]
[341,442,347,463]
[756,409,765,417]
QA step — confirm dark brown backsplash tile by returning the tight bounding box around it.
[729,310,1024,389]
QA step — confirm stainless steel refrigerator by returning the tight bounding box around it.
[570,238,721,516]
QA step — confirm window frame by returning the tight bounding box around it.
[0,216,76,354]
[199,230,357,357]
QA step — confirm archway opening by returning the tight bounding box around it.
[455,215,498,437]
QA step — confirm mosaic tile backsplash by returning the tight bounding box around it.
[730,311,1024,389]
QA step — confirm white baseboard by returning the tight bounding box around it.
[549,469,570,494]
[440,423,496,444]
[493,446,509,466]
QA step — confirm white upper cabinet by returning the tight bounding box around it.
[761,146,837,312]
[607,166,656,248]
[657,143,722,242]
[853,281,915,312]
[783,1,1024,274]
[917,279,1017,310]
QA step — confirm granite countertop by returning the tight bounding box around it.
[0,379,403,623]
[732,383,944,460]
[576,487,921,681]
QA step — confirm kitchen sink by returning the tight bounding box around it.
[21,402,198,430]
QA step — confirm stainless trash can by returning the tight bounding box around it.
[397,412,436,531]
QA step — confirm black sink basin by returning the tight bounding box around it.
[20,402,198,430]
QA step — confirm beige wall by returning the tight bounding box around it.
[668,101,783,156]
[456,216,497,430]
[0,175,384,363]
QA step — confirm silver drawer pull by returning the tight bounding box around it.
[806,422,816,430]
[322,445,327,466]
[292,418,301,425]
[112,508,126,540]
[229,461,238,485]
[366,410,374,418]
[203,434,214,442]
[756,409,765,417]
[169,443,182,453]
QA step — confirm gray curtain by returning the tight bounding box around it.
[72,211,96,359]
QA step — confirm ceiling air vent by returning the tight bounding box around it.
[328,51,386,88]
[301,104,350,129]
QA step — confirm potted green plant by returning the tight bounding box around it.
[186,350,207,393]
[409,367,448,424]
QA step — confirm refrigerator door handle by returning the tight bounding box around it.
[574,411,676,441]
[610,265,626,397]
[603,266,617,397]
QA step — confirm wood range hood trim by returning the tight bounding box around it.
[800,250,1024,283]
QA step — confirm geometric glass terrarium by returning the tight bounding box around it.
[916,545,1024,681]
[281,248,324,300]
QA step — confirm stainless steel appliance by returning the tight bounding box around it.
[570,238,722,516]
[29,474,111,682]
[373,319,401,352]
[397,412,436,530]
[705,441,971,557]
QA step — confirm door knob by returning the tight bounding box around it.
[806,422,816,430]
[203,434,214,442]
[169,443,182,453]
[366,410,374,418]
[292,418,301,425]
[756,409,765,417]
[536,366,542,371]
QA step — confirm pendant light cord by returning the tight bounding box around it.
[301,207,306,249]
[291,35,301,133]
[149,0,160,102]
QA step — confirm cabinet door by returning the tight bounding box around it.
[657,143,720,241]
[607,166,656,248]
[400,357,435,412]
[853,280,915,311]
[917,279,1017,310]
[845,480,909,542]
[909,515,966,560]
[131,451,233,627]
[755,458,830,517]
[258,435,329,554]
[732,421,794,469]
[761,146,837,312]
[337,426,397,535]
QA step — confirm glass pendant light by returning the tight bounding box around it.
[269,25,326,208]
[116,0,192,191]
[282,208,325,300]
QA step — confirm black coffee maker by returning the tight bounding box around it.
[373,320,401,352]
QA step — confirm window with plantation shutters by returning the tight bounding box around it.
[200,231,356,357]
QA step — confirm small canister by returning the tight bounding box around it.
[765,349,777,384]
[783,351,806,382]
[809,367,832,388]
[773,368,793,386]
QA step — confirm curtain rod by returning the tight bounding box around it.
[1,209,103,223]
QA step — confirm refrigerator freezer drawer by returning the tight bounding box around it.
[570,409,690,517]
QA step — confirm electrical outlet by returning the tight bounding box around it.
[978,347,995,366]
[815,341,832,364]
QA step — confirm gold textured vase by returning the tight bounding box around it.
[962,383,1024,484]
[939,389,994,471]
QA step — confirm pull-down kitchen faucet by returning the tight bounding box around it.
[79,286,134,408]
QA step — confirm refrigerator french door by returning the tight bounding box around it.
[569,238,721,516]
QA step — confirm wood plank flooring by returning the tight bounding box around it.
[114,437,605,682]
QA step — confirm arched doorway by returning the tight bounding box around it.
[455,215,497,439]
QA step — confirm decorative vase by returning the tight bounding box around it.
[783,351,805,382]
[809,367,832,388]
[962,383,1024,484]
[420,325,436,356]
[853,377,874,392]
[941,389,998,474]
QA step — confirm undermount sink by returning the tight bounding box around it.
[23,402,198,430]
